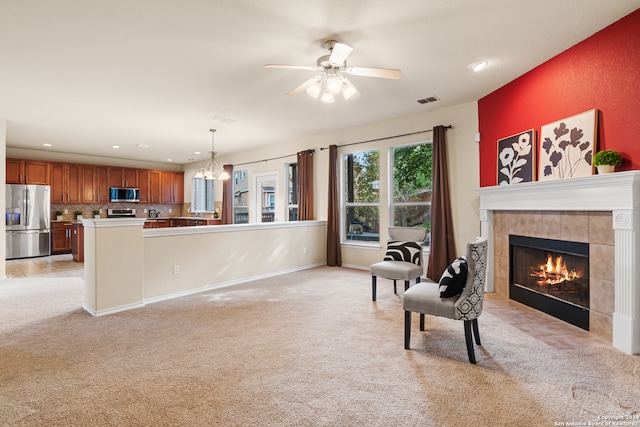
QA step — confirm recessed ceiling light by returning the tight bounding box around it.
[136,144,151,149]
[194,151,201,155]
[112,145,120,149]
[468,60,488,72]
[167,159,173,162]
[42,143,52,147]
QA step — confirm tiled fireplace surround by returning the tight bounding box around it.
[476,171,640,355]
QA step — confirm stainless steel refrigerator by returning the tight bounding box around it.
[6,184,51,259]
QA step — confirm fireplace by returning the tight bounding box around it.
[477,171,640,355]
[509,235,589,330]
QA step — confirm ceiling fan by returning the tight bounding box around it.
[264,40,402,103]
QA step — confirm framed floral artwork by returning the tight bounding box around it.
[497,129,535,185]
[538,109,597,181]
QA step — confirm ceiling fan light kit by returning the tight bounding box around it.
[265,39,402,103]
[305,73,360,103]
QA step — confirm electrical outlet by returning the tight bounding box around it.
[64,209,68,214]
[303,247,307,254]
[173,265,180,275]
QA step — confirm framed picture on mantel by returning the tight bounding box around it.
[497,129,536,185]
[538,109,597,182]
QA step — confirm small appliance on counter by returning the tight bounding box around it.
[148,209,158,218]
[107,208,136,218]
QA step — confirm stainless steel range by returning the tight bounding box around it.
[107,208,136,218]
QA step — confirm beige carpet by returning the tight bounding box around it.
[1,267,640,426]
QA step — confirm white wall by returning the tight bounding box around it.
[143,222,326,302]
[187,101,480,269]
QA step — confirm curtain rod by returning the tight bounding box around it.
[232,124,452,166]
[319,125,452,150]
[233,149,315,167]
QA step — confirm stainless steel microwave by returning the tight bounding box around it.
[109,187,140,203]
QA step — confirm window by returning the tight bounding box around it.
[233,169,249,224]
[391,142,432,246]
[343,150,380,243]
[286,163,298,221]
[190,177,215,213]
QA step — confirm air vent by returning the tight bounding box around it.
[417,96,440,104]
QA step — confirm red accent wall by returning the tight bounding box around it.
[478,8,640,187]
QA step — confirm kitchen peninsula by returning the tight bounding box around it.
[82,218,327,316]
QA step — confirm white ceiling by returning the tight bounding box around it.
[1,1,639,166]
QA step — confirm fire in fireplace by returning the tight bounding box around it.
[532,253,580,285]
[509,235,589,330]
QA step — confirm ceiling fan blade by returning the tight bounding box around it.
[287,77,319,96]
[264,64,319,71]
[347,67,402,79]
[329,42,353,66]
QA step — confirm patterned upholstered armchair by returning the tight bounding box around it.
[370,227,427,301]
[402,237,488,364]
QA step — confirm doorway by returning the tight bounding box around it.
[254,173,279,223]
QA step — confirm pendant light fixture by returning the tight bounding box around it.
[194,129,230,180]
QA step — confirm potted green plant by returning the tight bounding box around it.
[75,210,83,220]
[93,209,101,218]
[55,210,63,221]
[593,149,622,174]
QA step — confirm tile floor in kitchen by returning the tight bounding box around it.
[5,253,84,279]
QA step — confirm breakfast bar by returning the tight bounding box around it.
[81,218,327,316]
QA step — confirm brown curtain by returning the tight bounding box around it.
[297,150,314,220]
[426,125,456,280]
[326,144,342,266]
[221,164,234,224]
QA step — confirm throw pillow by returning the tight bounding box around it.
[439,256,468,298]
[383,240,422,265]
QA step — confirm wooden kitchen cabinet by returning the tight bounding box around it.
[72,223,84,262]
[138,169,150,203]
[148,170,162,204]
[143,219,170,228]
[8,158,182,205]
[50,163,82,204]
[95,166,109,203]
[155,219,170,228]
[109,167,138,188]
[196,218,221,225]
[82,165,110,203]
[161,171,184,204]
[6,159,50,185]
[82,166,96,203]
[51,221,73,254]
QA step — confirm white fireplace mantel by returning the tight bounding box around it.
[475,171,640,355]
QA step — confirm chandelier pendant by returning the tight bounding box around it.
[194,129,230,180]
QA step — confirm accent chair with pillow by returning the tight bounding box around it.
[370,227,427,301]
[402,237,488,364]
